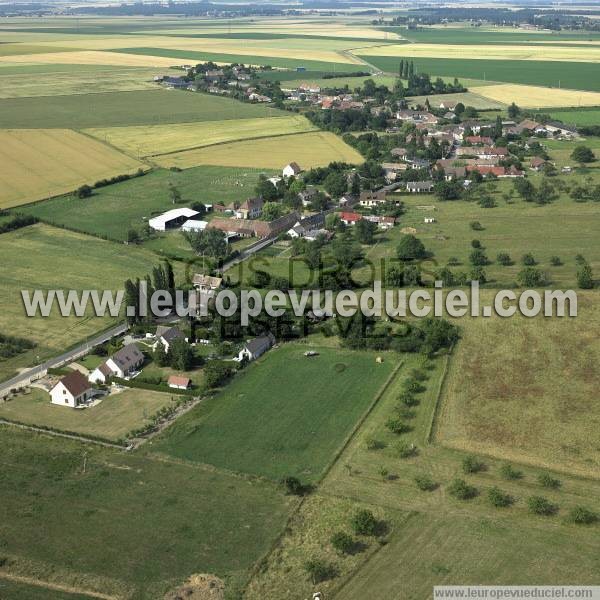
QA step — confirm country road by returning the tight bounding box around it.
[0,322,128,398]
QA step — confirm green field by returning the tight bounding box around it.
[358,55,600,92]
[21,166,268,241]
[385,26,600,45]
[248,338,600,597]
[0,223,164,383]
[545,107,600,126]
[0,64,160,98]
[0,387,177,442]
[151,344,396,481]
[0,579,92,600]
[109,47,364,72]
[0,88,283,128]
[0,426,292,598]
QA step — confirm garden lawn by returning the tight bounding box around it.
[0,387,176,442]
[151,344,397,481]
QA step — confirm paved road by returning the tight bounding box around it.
[0,322,128,398]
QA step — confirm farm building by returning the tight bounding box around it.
[181,219,208,233]
[149,208,199,232]
[424,217,436,224]
[282,162,302,178]
[406,181,434,193]
[89,343,145,383]
[364,215,396,230]
[50,371,93,408]
[208,211,300,239]
[192,274,222,294]
[238,332,276,362]
[168,375,191,390]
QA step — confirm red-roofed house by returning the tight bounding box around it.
[168,375,191,390]
[340,212,362,226]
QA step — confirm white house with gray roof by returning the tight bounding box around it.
[237,332,276,362]
[89,343,145,383]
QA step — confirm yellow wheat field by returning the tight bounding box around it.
[358,42,600,63]
[471,83,600,108]
[0,129,144,208]
[84,115,318,158]
[152,131,363,170]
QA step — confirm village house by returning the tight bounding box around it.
[339,193,359,208]
[154,326,186,354]
[359,190,387,207]
[89,343,145,384]
[298,186,319,207]
[465,135,493,146]
[406,181,435,193]
[168,375,191,390]
[390,147,408,160]
[339,211,362,226]
[235,197,263,220]
[530,157,550,171]
[237,332,276,362]
[439,100,458,111]
[50,371,93,408]
[364,215,396,230]
[283,162,302,178]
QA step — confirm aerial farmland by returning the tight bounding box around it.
[0,3,599,600]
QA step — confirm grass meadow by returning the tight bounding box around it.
[153,131,363,170]
[150,343,397,482]
[248,340,600,597]
[437,291,600,478]
[0,426,292,599]
[0,129,143,208]
[358,55,600,92]
[21,165,268,241]
[0,224,163,383]
[0,579,92,599]
[85,114,316,157]
[0,387,177,441]
[369,185,600,288]
[0,88,281,129]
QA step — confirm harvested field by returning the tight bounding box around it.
[471,83,600,108]
[0,50,185,67]
[0,129,143,208]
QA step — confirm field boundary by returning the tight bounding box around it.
[147,127,319,159]
[0,571,119,600]
[318,357,404,484]
[426,348,454,444]
[0,419,126,449]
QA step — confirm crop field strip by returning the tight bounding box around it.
[84,114,317,158]
[0,129,143,208]
[470,83,600,108]
[357,55,600,92]
[0,88,282,129]
[151,131,364,170]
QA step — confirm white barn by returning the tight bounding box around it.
[237,332,276,362]
[149,208,199,232]
[50,371,93,408]
[181,219,208,233]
